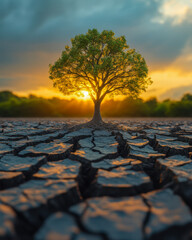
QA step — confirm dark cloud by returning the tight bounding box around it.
[0,0,192,92]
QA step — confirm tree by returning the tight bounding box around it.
[0,91,18,102]
[181,93,192,102]
[49,29,151,123]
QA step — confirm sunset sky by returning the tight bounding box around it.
[1,0,192,100]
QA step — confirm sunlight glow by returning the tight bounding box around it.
[81,91,90,100]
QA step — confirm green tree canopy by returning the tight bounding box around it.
[181,93,192,102]
[49,29,151,123]
[0,91,18,102]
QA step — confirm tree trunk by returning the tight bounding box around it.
[91,100,103,123]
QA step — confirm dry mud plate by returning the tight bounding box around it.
[0,119,192,240]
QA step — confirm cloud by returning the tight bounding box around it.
[142,69,192,100]
[153,0,192,25]
[1,0,191,66]
[159,84,192,100]
[0,0,192,98]
[170,39,192,72]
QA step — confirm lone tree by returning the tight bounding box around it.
[49,29,151,123]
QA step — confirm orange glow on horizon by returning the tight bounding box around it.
[13,88,93,101]
[10,65,192,101]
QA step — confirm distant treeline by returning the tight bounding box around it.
[1,91,192,117]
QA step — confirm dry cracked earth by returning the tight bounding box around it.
[0,119,192,240]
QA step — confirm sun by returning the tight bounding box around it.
[81,91,90,100]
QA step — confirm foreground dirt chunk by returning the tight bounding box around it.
[33,159,81,179]
[143,189,192,239]
[0,179,79,210]
[70,196,148,240]
[92,166,153,197]
[34,212,79,240]
[34,211,103,240]
[0,204,16,239]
